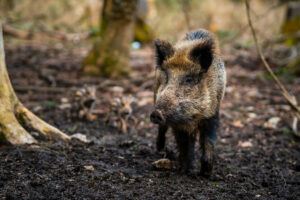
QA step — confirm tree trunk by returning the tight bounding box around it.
[83,0,138,77]
[281,2,300,74]
[281,2,300,42]
[0,25,70,145]
[134,0,155,43]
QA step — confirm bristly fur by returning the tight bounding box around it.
[185,29,212,41]
[154,38,174,66]
[152,29,226,176]
[188,39,215,72]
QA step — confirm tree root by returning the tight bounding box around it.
[0,111,37,145]
[0,25,70,145]
[15,104,70,141]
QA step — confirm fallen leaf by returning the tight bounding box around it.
[263,117,280,129]
[232,120,244,128]
[238,141,253,148]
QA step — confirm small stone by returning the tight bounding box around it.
[152,159,172,169]
[110,86,124,94]
[59,103,71,110]
[225,86,233,93]
[33,105,42,112]
[84,165,95,171]
[71,133,91,143]
[248,113,257,119]
[61,98,69,103]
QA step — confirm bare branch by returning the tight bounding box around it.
[245,0,300,137]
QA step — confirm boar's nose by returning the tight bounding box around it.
[150,110,165,125]
[123,108,131,115]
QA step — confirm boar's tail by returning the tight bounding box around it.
[184,29,213,41]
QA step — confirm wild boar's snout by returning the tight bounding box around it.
[150,110,165,125]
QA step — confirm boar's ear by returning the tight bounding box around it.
[154,38,175,66]
[189,39,215,72]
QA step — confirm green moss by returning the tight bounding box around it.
[281,17,300,35]
[281,16,300,45]
[83,50,130,77]
[100,56,130,77]
[134,19,154,43]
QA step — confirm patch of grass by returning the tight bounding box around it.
[280,126,291,135]
[130,144,139,151]
[38,114,45,119]
[68,125,78,133]
[215,30,237,39]
[45,101,57,108]
[145,118,150,123]
[263,66,296,83]
[208,181,219,186]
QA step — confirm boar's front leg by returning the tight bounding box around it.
[174,130,196,173]
[199,113,219,177]
[156,125,168,152]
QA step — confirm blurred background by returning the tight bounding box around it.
[0,0,299,78]
[0,1,300,199]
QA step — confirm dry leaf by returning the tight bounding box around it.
[263,117,280,129]
[232,120,244,128]
[238,141,253,148]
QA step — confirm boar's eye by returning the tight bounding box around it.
[183,76,195,85]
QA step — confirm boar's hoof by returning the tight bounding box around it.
[156,139,165,152]
[150,110,165,125]
[178,166,192,175]
[200,156,213,177]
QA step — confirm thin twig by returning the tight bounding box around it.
[245,0,300,137]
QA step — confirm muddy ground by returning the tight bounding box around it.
[0,44,299,200]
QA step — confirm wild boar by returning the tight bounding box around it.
[150,29,226,176]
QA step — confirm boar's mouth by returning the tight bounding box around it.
[150,107,195,125]
[165,113,193,124]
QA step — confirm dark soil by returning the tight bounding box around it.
[0,44,299,200]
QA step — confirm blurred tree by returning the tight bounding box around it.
[82,0,138,77]
[0,26,70,145]
[135,0,154,43]
[1,0,14,10]
[281,1,300,44]
[281,1,300,75]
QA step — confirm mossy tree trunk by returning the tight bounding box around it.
[83,0,138,77]
[281,1,300,44]
[281,2,300,74]
[0,25,70,145]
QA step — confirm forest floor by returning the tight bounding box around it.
[0,44,299,200]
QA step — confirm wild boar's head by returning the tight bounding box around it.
[151,37,217,128]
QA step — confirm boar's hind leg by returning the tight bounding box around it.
[199,113,219,177]
[156,125,168,152]
[174,131,196,173]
